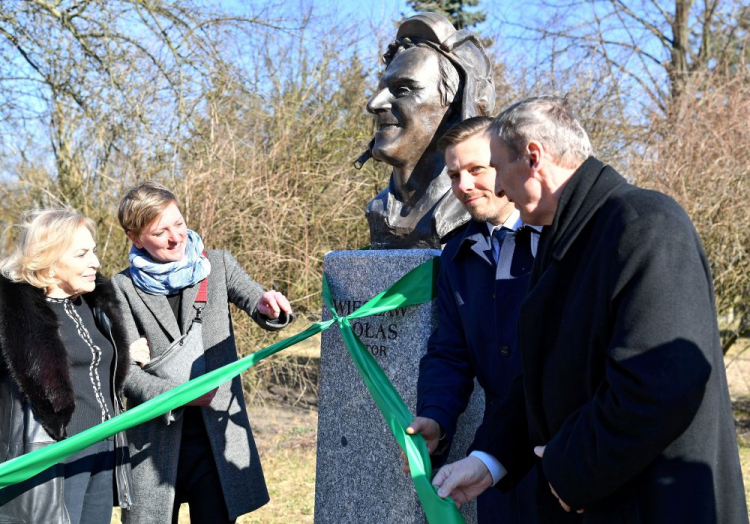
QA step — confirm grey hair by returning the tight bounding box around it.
[490,96,593,168]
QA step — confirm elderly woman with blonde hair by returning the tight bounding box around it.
[0,209,135,524]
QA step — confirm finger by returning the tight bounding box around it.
[436,469,461,498]
[264,296,280,316]
[273,291,292,314]
[432,465,450,489]
[577,509,585,514]
[400,452,411,474]
[534,445,545,458]
[407,417,426,435]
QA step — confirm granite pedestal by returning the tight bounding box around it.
[314,249,484,524]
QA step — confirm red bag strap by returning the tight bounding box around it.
[194,251,209,304]
[195,278,208,304]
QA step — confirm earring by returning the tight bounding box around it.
[49,269,55,278]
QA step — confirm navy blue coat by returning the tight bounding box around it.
[476,157,747,523]
[418,218,536,522]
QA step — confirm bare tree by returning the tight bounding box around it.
[0,0,302,264]
[506,0,748,115]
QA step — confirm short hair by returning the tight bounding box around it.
[491,96,593,168]
[118,181,181,237]
[438,116,494,152]
[1,209,96,290]
[385,42,460,107]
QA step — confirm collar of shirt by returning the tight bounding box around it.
[486,211,543,237]
[486,209,521,237]
[486,209,543,262]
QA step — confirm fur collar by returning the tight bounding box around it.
[0,274,130,440]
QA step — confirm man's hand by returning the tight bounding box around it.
[534,445,584,514]
[129,337,150,367]
[401,417,442,473]
[257,290,292,320]
[431,456,492,507]
[407,417,442,453]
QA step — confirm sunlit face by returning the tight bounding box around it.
[47,226,99,298]
[367,46,455,169]
[489,136,545,225]
[128,202,188,263]
[446,132,515,226]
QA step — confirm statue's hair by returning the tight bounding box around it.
[491,95,593,168]
[384,38,460,107]
[118,181,181,237]
[1,208,96,290]
[437,116,493,152]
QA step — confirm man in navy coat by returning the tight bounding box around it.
[406,116,537,523]
[431,96,747,523]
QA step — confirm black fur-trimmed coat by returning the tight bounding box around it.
[0,274,133,522]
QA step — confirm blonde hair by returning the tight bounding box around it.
[118,181,181,237]
[438,116,494,152]
[1,209,96,289]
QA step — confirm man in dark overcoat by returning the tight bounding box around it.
[431,96,748,523]
[405,116,537,523]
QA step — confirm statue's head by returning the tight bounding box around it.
[362,12,495,171]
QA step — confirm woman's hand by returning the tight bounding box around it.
[256,290,292,320]
[130,337,151,367]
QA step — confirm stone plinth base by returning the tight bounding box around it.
[314,250,483,524]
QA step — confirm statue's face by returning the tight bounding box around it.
[367,46,454,168]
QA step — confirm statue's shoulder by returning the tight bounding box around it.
[440,220,470,248]
[365,187,390,215]
[434,191,470,240]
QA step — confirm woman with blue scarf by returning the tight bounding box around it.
[112,181,293,524]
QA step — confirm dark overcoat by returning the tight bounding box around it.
[476,157,747,523]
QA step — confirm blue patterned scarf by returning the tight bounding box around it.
[129,229,211,295]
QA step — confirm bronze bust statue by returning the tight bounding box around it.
[357,12,495,249]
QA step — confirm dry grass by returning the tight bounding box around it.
[238,406,317,524]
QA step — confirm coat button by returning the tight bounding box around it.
[499,345,511,357]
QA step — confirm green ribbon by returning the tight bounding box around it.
[0,258,465,524]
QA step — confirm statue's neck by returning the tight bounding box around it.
[391,148,445,204]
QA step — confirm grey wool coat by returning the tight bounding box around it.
[112,250,290,522]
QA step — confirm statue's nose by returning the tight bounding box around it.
[367,88,392,114]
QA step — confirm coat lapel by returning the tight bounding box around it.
[454,220,494,267]
[135,286,181,341]
[179,280,202,334]
[553,169,625,263]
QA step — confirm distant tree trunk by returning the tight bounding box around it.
[669,0,694,104]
